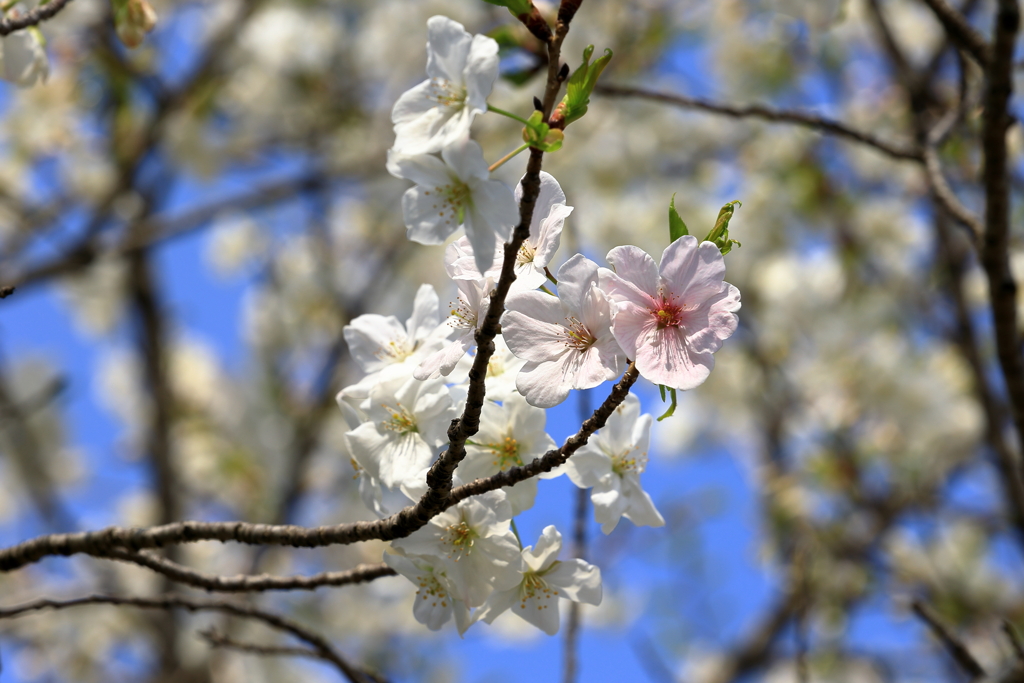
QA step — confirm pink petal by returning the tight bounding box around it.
[605,245,660,297]
[661,238,728,305]
[634,325,713,390]
[609,301,657,357]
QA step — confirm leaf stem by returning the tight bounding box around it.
[488,104,531,125]
[489,143,530,172]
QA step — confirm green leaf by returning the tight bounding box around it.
[656,386,677,422]
[668,193,689,242]
[521,110,564,152]
[481,0,532,15]
[551,46,613,128]
[704,199,742,255]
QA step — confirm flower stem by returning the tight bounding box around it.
[545,266,558,285]
[539,285,555,296]
[489,144,530,173]
[488,104,531,125]
[510,518,523,549]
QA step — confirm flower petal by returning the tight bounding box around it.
[605,245,660,298]
[402,186,461,245]
[463,33,499,112]
[425,16,472,82]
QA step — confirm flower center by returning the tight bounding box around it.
[448,296,478,330]
[381,403,418,435]
[423,181,471,231]
[611,448,648,476]
[652,294,686,330]
[563,316,596,351]
[416,570,450,609]
[426,77,467,108]
[374,337,412,362]
[482,432,523,471]
[517,241,536,267]
[519,570,560,610]
[443,521,477,561]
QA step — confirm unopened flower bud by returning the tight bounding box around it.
[115,0,158,49]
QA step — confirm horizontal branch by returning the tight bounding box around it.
[0,363,640,573]
[200,628,322,662]
[595,84,923,162]
[102,550,397,593]
[0,0,75,35]
[0,593,382,683]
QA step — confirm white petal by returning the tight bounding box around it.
[402,186,462,245]
[468,177,519,242]
[425,16,473,83]
[524,525,563,572]
[343,314,409,374]
[555,254,600,312]
[387,149,452,186]
[545,559,602,605]
[463,33,499,112]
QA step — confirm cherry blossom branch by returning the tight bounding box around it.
[420,2,575,509]
[595,84,923,162]
[101,550,397,593]
[918,0,992,66]
[199,629,323,663]
[980,0,1024,484]
[563,391,592,683]
[923,97,985,245]
[0,363,638,572]
[0,0,75,35]
[0,594,382,683]
[911,599,986,679]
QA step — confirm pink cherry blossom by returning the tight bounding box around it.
[599,236,740,390]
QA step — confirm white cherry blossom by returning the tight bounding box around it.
[391,490,523,608]
[563,394,664,534]
[447,171,573,292]
[383,553,473,634]
[475,525,602,635]
[392,15,499,155]
[346,375,455,489]
[599,237,741,391]
[414,276,493,380]
[458,393,558,514]
[502,254,626,408]
[343,284,450,380]
[387,139,518,273]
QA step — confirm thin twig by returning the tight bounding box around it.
[199,629,322,662]
[0,285,13,298]
[0,363,639,572]
[595,84,923,162]
[1003,621,1024,663]
[101,550,397,593]
[918,0,992,66]
[0,594,382,683]
[0,0,75,35]
[911,599,986,679]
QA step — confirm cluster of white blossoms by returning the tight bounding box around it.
[337,15,741,636]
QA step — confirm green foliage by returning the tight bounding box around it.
[522,110,564,152]
[480,0,532,15]
[704,200,742,255]
[551,45,613,128]
[657,385,678,421]
[668,193,689,243]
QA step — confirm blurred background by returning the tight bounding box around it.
[0,0,1021,681]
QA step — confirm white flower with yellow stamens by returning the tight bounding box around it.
[458,392,557,514]
[475,525,602,635]
[387,138,518,274]
[346,374,455,490]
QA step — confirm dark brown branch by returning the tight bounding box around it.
[980,0,1024,492]
[911,599,986,679]
[918,0,992,66]
[0,0,75,35]
[0,594,381,683]
[101,551,397,593]
[595,84,923,162]
[199,629,321,662]
[419,5,577,518]
[563,390,591,683]
[925,111,985,244]
[0,285,13,298]
[0,363,639,572]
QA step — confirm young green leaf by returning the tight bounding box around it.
[656,386,678,422]
[549,45,613,129]
[669,193,689,242]
[704,199,742,255]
